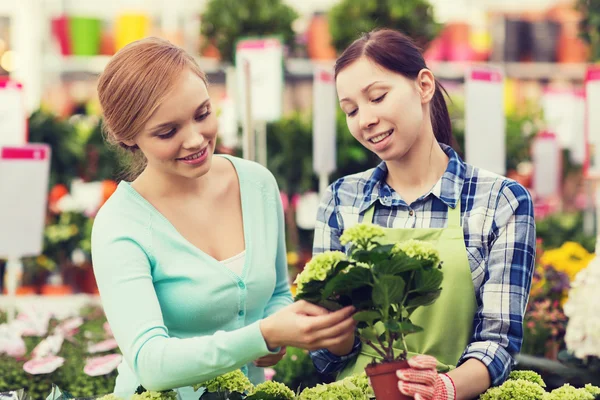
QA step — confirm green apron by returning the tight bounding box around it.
[338,200,477,379]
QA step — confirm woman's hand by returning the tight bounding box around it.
[253,346,286,367]
[259,300,357,351]
[396,355,456,400]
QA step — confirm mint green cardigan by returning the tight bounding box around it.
[91,156,293,399]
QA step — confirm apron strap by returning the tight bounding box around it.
[447,200,462,229]
[363,202,376,223]
[362,199,462,227]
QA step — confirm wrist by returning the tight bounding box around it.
[259,317,280,350]
[328,335,356,356]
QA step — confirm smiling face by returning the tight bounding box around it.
[336,56,431,162]
[124,68,218,181]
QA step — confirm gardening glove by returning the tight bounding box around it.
[396,355,456,400]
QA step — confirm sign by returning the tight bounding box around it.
[235,37,283,123]
[464,66,505,175]
[313,65,337,182]
[0,144,51,258]
[0,79,27,146]
[532,132,561,199]
[585,66,600,177]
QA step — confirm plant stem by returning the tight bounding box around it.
[399,271,416,360]
[365,339,387,359]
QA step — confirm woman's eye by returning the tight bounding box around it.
[158,129,176,139]
[372,93,387,103]
[347,109,357,117]
[195,107,212,121]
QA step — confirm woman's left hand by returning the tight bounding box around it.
[396,355,456,400]
[253,346,287,367]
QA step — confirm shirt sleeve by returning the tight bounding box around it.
[458,181,536,386]
[263,177,294,317]
[313,182,344,254]
[91,218,273,392]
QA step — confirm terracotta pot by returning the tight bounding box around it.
[306,12,336,60]
[2,285,37,295]
[41,284,73,296]
[366,360,410,400]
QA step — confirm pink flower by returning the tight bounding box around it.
[264,368,276,381]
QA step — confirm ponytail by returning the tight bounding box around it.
[430,80,456,149]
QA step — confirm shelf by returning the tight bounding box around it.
[44,56,590,82]
[429,61,588,81]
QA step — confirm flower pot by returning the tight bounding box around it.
[69,16,102,56]
[115,12,150,51]
[41,284,73,296]
[366,360,410,400]
[530,20,560,62]
[2,285,37,295]
[51,15,71,56]
[306,12,336,60]
[503,18,529,62]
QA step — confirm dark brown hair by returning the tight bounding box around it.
[334,29,454,147]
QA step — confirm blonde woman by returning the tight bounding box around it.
[92,37,356,399]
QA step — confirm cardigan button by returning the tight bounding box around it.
[238,281,246,289]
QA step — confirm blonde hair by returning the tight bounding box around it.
[97,37,208,180]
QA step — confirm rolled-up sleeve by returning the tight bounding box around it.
[458,181,536,386]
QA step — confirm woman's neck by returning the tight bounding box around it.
[133,162,216,200]
[385,132,449,205]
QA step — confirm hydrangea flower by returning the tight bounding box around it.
[479,379,546,400]
[298,381,368,400]
[343,373,374,398]
[585,384,600,397]
[543,384,595,400]
[393,239,441,266]
[508,370,546,387]
[564,254,600,359]
[192,369,253,394]
[248,381,295,399]
[340,224,385,248]
[294,251,347,294]
[97,395,123,400]
[131,390,177,400]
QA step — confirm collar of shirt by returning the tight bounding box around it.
[358,144,466,213]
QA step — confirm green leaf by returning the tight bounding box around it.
[405,290,442,315]
[322,266,372,298]
[372,276,405,308]
[373,257,422,276]
[414,268,443,293]
[294,279,326,302]
[333,260,353,274]
[399,321,424,335]
[351,245,394,264]
[318,299,343,311]
[350,286,374,310]
[384,320,401,333]
[353,310,381,324]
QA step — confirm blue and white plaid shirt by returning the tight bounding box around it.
[310,144,536,386]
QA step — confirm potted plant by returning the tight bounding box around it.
[294,224,444,400]
[328,0,441,54]
[192,369,295,400]
[298,373,373,399]
[200,0,298,64]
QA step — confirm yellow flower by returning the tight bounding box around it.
[287,251,299,266]
[540,242,594,281]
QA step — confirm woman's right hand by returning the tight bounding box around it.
[259,300,357,351]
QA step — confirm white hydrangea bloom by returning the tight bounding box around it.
[564,253,600,359]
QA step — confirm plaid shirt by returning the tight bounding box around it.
[310,144,536,386]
